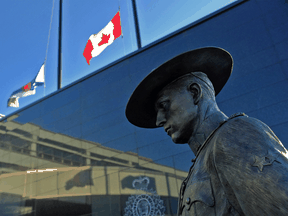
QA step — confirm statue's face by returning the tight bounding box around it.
[155,81,198,144]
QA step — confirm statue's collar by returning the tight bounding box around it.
[188,111,227,155]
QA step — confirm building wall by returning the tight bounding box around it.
[0,0,287,215]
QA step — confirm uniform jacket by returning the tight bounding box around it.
[177,113,288,216]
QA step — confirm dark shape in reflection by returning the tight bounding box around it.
[0,193,24,216]
[65,168,94,190]
[33,199,91,216]
[121,175,156,191]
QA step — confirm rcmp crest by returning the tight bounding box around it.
[124,176,166,216]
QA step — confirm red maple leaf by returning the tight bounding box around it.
[98,33,110,46]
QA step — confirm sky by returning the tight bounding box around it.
[0,0,237,118]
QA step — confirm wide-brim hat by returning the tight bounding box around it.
[125,47,233,128]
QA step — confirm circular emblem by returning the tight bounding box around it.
[124,176,165,216]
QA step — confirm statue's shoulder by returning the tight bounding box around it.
[210,113,288,215]
[215,113,280,145]
[212,112,287,166]
[220,112,268,133]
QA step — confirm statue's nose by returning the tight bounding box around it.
[156,111,166,127]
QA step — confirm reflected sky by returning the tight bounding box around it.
[136,0,239,46]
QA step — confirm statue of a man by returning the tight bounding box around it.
[125,47,288,215]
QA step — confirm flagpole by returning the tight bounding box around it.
[131,0,141,49]
[57,0,63,90]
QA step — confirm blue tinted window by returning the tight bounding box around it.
[61,0,137,87]
[136,0,239,46]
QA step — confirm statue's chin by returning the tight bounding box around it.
[171,134,187,144]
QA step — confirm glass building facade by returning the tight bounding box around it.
[1,0,288,215]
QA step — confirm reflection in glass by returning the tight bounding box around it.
[136,0,239,46]
[61,0,137,87]
[0,114,187,215]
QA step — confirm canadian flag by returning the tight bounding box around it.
[83,11,122,65]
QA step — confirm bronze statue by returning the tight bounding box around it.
[125,47,288,215]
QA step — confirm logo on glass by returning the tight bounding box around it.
[124,176,166,216]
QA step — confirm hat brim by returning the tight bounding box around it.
[125,47,233,128]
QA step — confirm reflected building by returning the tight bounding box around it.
[1,0,288,215]
[0,116,185,215]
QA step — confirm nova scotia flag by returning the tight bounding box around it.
[8,64,45,107]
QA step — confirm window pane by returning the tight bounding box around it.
[61,0,137,87]
[136,0,239,46]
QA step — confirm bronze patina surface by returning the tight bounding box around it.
[125,47,288,215]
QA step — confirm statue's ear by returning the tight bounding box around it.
[189,83,202,105]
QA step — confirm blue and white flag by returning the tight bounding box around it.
[8,64,45,107]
